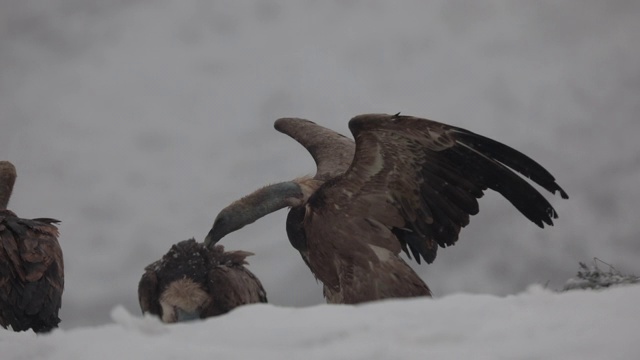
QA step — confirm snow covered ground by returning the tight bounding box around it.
[2,285,639,359]
[1,0,639,331]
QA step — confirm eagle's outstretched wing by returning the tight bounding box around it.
[308,113,568,265]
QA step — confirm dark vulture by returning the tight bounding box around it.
[0,161,64,332]
[138,239,267,323]
[204,113,568,303]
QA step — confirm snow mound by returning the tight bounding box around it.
[2,285,639,359]
[110,306,168,335]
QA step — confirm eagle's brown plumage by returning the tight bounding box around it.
[138,239,267,323]
[0,161,64,333]
[205,114,568,303]
[274,118,355,268]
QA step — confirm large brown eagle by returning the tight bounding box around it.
[204,114,568,303]
[0,161,64,332]
[138,239,267,323]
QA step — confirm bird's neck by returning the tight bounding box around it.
[238,181,307,220]
[0,169,16,210]
[205,178,323,247]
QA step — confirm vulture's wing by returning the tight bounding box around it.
[274,118,355,181]
[138,262,162,316]
[307,113,568,265]
[203,250,267,317]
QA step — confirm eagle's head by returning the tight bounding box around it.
[141,239,212,323]
[158,276,210,323]
[139,238,266,323]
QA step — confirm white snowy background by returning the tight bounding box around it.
[1,1,639,354]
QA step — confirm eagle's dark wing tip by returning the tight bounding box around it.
[32,218,61,224]
[558,187,569,200]
[548,181,569,200]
